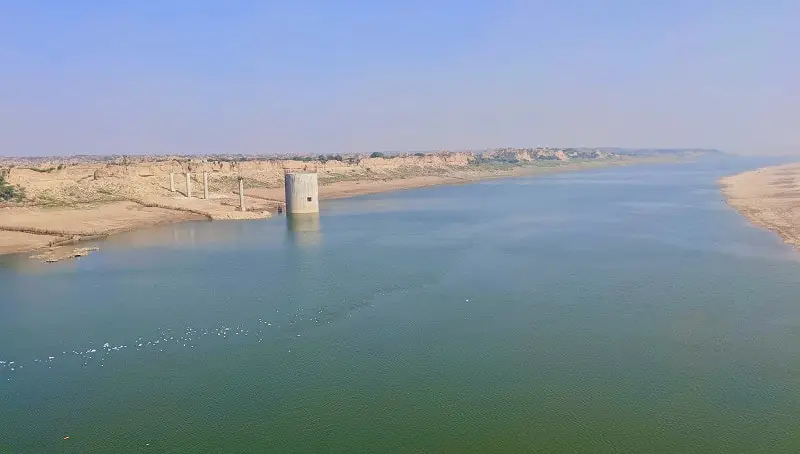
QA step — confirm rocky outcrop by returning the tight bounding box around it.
[357,152,473,170]
[30,246,99,263]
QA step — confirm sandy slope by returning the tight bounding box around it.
[1,202,201,235]
[0,231,60,254]
[0,202,204,255]
[720,163,800,249]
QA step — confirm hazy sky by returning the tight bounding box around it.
[1,1,797,156]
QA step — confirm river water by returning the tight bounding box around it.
[2,157,800,452]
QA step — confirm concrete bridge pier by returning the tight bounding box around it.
[238,178,246,212]
[186,173,192,198]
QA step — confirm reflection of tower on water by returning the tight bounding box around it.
[287,214,322,246]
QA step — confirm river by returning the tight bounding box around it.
[2,157,799,452]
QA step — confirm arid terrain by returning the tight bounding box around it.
[720,163,800,250]
[0,148,706,256]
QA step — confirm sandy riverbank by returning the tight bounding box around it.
[0,157,660,256]
[0,202,203,255]
[720,163,800,250]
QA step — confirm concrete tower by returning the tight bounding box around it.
[284,172,319,214]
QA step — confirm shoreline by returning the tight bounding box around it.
[246,160,627,202]
[1,157,669,257]
[719,162,800,251]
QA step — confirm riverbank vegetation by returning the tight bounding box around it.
[0,172,24,202]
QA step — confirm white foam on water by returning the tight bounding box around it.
[0,301,374,382]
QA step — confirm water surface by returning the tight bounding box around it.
[2,158,800,452]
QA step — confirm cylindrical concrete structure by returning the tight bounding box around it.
[284,172,319,214]
[238,178,246,212]
[185,173,192,198]
[169,173,175,192]
[203,172,209,199]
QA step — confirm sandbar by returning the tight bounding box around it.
[720,163,800,249]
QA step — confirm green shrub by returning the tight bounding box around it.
[28,166,57,173]
[0,173,23,202]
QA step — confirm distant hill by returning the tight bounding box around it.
[0,147,726,167]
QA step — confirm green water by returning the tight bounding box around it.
[2,158,800,453]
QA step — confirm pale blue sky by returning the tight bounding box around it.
[0,1,797,156]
